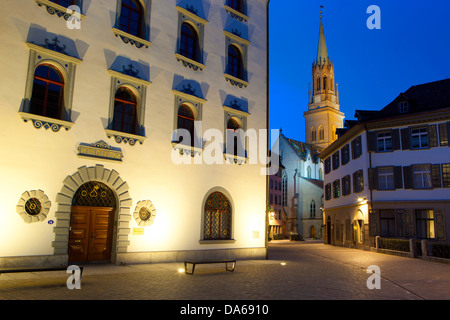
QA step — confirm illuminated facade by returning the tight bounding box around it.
[0,0,269,267]
[320,79,450,251]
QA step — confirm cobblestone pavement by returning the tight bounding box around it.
[1,241,449,303]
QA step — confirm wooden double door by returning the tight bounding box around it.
[68,206,115,263]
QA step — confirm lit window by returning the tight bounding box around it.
[416,209,435,239]
[203,192,232,240]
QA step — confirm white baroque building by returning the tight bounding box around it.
[0,0,269,267]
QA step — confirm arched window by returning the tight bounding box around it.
[203,191,232,240]
[310,200,316,218]
[227,45,244,80]
[112,87,138,134]
[227,0,243,13]
[180,22,199,62]
[311,127,316,142]
[177,104,195,146]
[319,126,324,141]
[119,0,144,38]
[316,76,321,91]
[307,166,312,179]
[30,64,65,120]
[323,76,327,91]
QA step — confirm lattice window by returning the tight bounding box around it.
[203,192,232,240]
[72,181,116,207]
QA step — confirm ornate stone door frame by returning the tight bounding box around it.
[52,165,132,263]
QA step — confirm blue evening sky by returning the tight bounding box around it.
[269,0,450,143]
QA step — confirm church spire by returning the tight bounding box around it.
[316,8,329,65]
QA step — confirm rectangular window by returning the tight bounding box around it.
[325,158,331,174]
[352,136,362,159]
[376,132,392,152]
[378,167,395,190]
[325,183,331,200]
[442,164,450,188]
[416,209,435,239]
[413,164,432,189]
[341,144,350,165]
[342,175,351,196]
[332,152,340,170]
[380,209,396,237]
[333,180,340,198]
[411,128,429,149]
[353,170,364,193]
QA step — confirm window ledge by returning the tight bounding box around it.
[199,239,236,244]
[224,5,249,22]
[35,0,86,20]
[112,28,152,49]
[105,129,146,146]
[175,53,205,71]
[19,112,74,132]
[171,141,203,157]
[224,73,248,88]
[223,152,247,165]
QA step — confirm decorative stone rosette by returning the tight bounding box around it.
[16,190,51,223]
[133,200,157,226]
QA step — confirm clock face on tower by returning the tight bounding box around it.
[314,96,321,103]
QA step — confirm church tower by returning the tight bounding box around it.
[304,10,344,150]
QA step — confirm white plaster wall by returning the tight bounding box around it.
[0,0,268,258]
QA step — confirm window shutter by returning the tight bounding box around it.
[368,168,379,190]
[395,209,405,237]
[431,164,442,188]
[438,123,449,146]
[369,209,380,236]
[403,166,412,189]
[392,129,401,150]
[428,125,438,148]
[394,166,403,189]
[403,210,416,238]
[434,209,446,240]
[401,128,410,150]
[367,131,376,152]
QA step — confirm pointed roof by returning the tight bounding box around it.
[316,11,329,64]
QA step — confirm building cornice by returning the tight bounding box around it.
[319,107,450,159]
